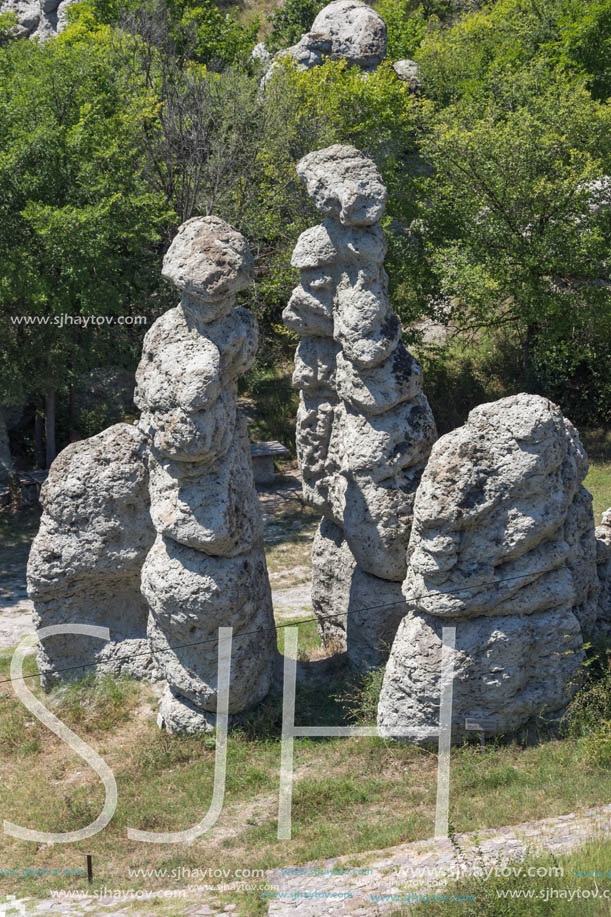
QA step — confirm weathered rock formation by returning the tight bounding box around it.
[392,59,423,92]
[27,423,157,688]
[285,144,437,668]
[136,216,277,734]
[262,0,387,86]
[2,0,76,40]
[312,518,408,668]
[596,509,611,638]
[286,0,386,71]
[378,394,598,741]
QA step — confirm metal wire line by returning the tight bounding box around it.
[0,565,566,686]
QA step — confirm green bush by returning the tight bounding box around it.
[337,666,387,725]
[374,0,428,60]
[564,645,611,768]
[264,0,327,53]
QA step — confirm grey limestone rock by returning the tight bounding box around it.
[285,145,436,668]
[312,518,406,669]
[142,536,275,715]
[161,215,254,311]
[595,509,611,638]
[147,417,263,557]
[401,394,596,624]
[378,393,598,740]
[286,0,386,71]
[309,0,386,69]
[138,216,276,733]
[378,608,584,741]
[27,423,157,688]
[392,59,423,92]
[251,41,272,68]
[1,0,76,39]
[296,145,388,227]
[263,0,387,86]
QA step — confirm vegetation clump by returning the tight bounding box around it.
[0,0,608,460]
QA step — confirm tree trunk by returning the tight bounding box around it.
[45,388,56,469]
[34,400,45,469]
[522,322,538,377]
[68,384,77,441]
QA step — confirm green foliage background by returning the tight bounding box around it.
[0,0,609,464]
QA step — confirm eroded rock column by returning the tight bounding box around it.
[284,145,437,668]
[136,216,276,734]
[378,394,597,740]
[28,424,156,687]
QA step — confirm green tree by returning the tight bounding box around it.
[264,0,327,53]
[416,71,611,422]
[82,0,259,69]
[0,25,173,464]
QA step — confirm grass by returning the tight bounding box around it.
[582,429,611,525]
[0,647,610,913]
[264,502,319,584]
[392,838,611,915]
[0,418,609,913]
[276,616,321,659]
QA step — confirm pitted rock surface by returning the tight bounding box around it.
[312,518,406,668]
[264,0,387,84]
[27,423,157,687]
[393,58,423,91]
[137,216,276,733]
[378,393,598,740]
[296,145,388,227]
[285,145,436,668]
[161,215,254,310]
[1,0,77,40]
[309,0,387,69]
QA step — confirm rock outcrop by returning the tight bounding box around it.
[286,0,386,71]
[392,59,423,92]
[285,144,436,667]
[2,0,76,40]
[596,509,611,638]
[378,394,597,741]
[136,216,276,734]
[263,0,387,85]
[312,518,407,669]
[27,423,157,688]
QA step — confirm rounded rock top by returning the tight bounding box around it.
[297,144,387,226]
[393,59,423,91]
[311,0,387,69]
[162,216,254,302]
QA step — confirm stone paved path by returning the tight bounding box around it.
[1,805,610,916]
[266,804,611,915]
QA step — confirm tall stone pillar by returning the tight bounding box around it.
[378,394,595,741]
[284,145,437,668]
[136,217,277,733]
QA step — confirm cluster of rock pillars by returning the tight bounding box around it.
[27,144,611,741]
